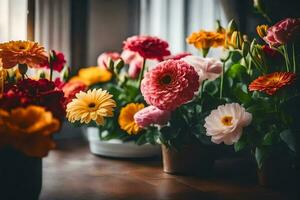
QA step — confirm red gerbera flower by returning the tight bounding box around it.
[141,60,200,111]
[248,72,296,95]
[123,35,171,61]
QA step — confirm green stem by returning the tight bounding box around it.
[219,61,226,99]
[138,58,146,89]
[248,50,265,74]
[283,45,291,72]
[199,80,206,99]
[292,43,296,73]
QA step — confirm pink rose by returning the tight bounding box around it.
[121,50,143,79]
[264,18,300,46]
[97,52,121,68]
[134,106,171,128]
[181,56,222,82]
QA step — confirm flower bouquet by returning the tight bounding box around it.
[0,41,83,199]
[65,36,172,157]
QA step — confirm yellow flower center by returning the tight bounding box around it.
[221,115,233,126]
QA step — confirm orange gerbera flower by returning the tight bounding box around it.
[69,66,112,86]
[0,40,48,69]
[118,103,144,135]
[0,106,60,157]
[186,30,225,50]
[249,72,296,95]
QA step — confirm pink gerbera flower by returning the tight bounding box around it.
[123,35,171,60]
[141,60,200,111]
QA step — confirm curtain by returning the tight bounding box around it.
[35,0,70,64]
[0,0,27,42]
[140,0,229,56]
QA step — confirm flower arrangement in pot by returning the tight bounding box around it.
[65,35,172,158]
[0,41,80,199]
[133,23,254,175]
[227,18,300,187]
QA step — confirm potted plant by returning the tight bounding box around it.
[66,35,174,158]
[130,23,254,175]
[0,41,75,199]
[203,18,300,187]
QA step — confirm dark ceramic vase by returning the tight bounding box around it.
[0,147,42,200]
[257,154,297,188]
[162,143,215,176]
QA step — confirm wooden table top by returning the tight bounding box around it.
[40,139,297,200]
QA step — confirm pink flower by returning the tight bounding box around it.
[97,52,121,68]
[121,50,143,79]
[163,52,192,60]
[141,60,200,111]
[123,35,171,60]
[264,18,300,46]
[204,103,252,145]
[181,56,222,82]
[134,106,171,128]
[39,51,66,72]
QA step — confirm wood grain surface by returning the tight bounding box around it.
[40,139,297,200]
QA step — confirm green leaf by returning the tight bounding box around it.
[262,132,274,146]
[255,147,267,169]
[234,136,247,151]
[233,84,251,104]
[230,50,242,63]
[227,63,247,79]
[280,129,296,152]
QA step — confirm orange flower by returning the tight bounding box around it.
[118,103,145,135]
[256,24,269,39]
[249,72,296,95]
[186,30,225,50]
[0,40,48,69]
[0,106,60,157]
[69,66,112,86]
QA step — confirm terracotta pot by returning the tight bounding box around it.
[162,143,215,176]
[257,155,296,188]
[0,147,42,200]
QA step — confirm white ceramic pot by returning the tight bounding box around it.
[83,127,161,158]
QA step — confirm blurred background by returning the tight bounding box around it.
[1,0,300,68]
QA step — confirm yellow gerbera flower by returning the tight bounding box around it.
[69,66,112,86]
[66,88,116,125]
[0,40,48,69]
[0,106,60,157]
[118,103,144,135]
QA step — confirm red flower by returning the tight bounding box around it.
[39,51,66,72]
[264,18,300,46]
[141,60,200,111]
[61,81,87,104]
[262,45,281,59]
[249,72,296,95]
[123,35,171,60]
[0,79,66,119]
